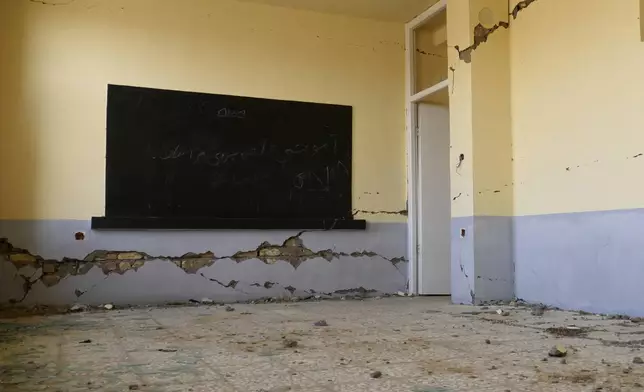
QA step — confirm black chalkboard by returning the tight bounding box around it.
[101,84,357,226]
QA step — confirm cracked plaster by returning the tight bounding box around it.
[454,0,539,63]
[1,232,407,304]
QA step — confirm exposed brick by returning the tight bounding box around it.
[259,247,281,257]
[42,262,57,274]
[83,250,109,262]
[118,261,132,272]
[131,260,145,270]
[231,250,256,261]
[180,258,214,274]
[9,253,37,263]
[117,252,144,260]
[103,261,118,272]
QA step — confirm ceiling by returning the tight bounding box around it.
[235,0,440,23]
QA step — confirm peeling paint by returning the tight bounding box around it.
[510,0,537,19]
[454,0,539,64]
[455,21,509,63]
[1,235,407,302]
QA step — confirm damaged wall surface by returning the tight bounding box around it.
[446,0,514,305]
[0,221,407,305]
[0,0,409,305]
[509,0,644,316]
[0,0,407,221]
[447,0,644,315]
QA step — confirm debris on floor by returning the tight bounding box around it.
[2,297,644,391]
[282,339,298,348]
[548,345,568,358]
[70,303,88,312]
[546,326,589,337]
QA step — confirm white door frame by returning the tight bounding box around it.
[405,0,448,294]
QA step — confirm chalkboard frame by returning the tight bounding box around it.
[92,84,366,230]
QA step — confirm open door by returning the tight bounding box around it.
[417,103,451,295]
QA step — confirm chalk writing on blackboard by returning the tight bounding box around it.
[105,84,353,220]
[217,108,246,119]
[153,140,341,169]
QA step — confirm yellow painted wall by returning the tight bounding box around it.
[447,0,513,217]
[447,0,475,218]
[510,0,644,215]
[470,0,513,217]
[0,0,406,221]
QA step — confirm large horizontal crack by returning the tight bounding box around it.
[28,0,76,5]
[352,209,408,217]
[1,235,407,301]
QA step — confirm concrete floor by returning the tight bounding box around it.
[1,298,644,391]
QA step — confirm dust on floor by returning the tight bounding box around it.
[1,297,643,391]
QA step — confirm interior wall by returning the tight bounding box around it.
[446,0,514,304]
[0,0,406,222]
[511,0,644,216]
[510,0,644,315]
[0,0,409,305]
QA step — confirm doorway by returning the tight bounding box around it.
[405,0,450,295]
[417,103,450,295]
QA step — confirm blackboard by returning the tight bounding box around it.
[102,84,356,226]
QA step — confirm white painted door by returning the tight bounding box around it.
[417,103,451,295]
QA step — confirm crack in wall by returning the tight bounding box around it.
[477,275,510,282]
[352,209,408,217]
[455,21,510,63]
[28,0,76,5]
[510,0,537,19]
[201,277,379,299]
[449,66,456,95]
[454,0,539,64]
[457,244,475,304]
[564,152,644,172]
[416,48,447,59]
[1,235,407,302]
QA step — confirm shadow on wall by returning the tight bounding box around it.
[0,3,36,220]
